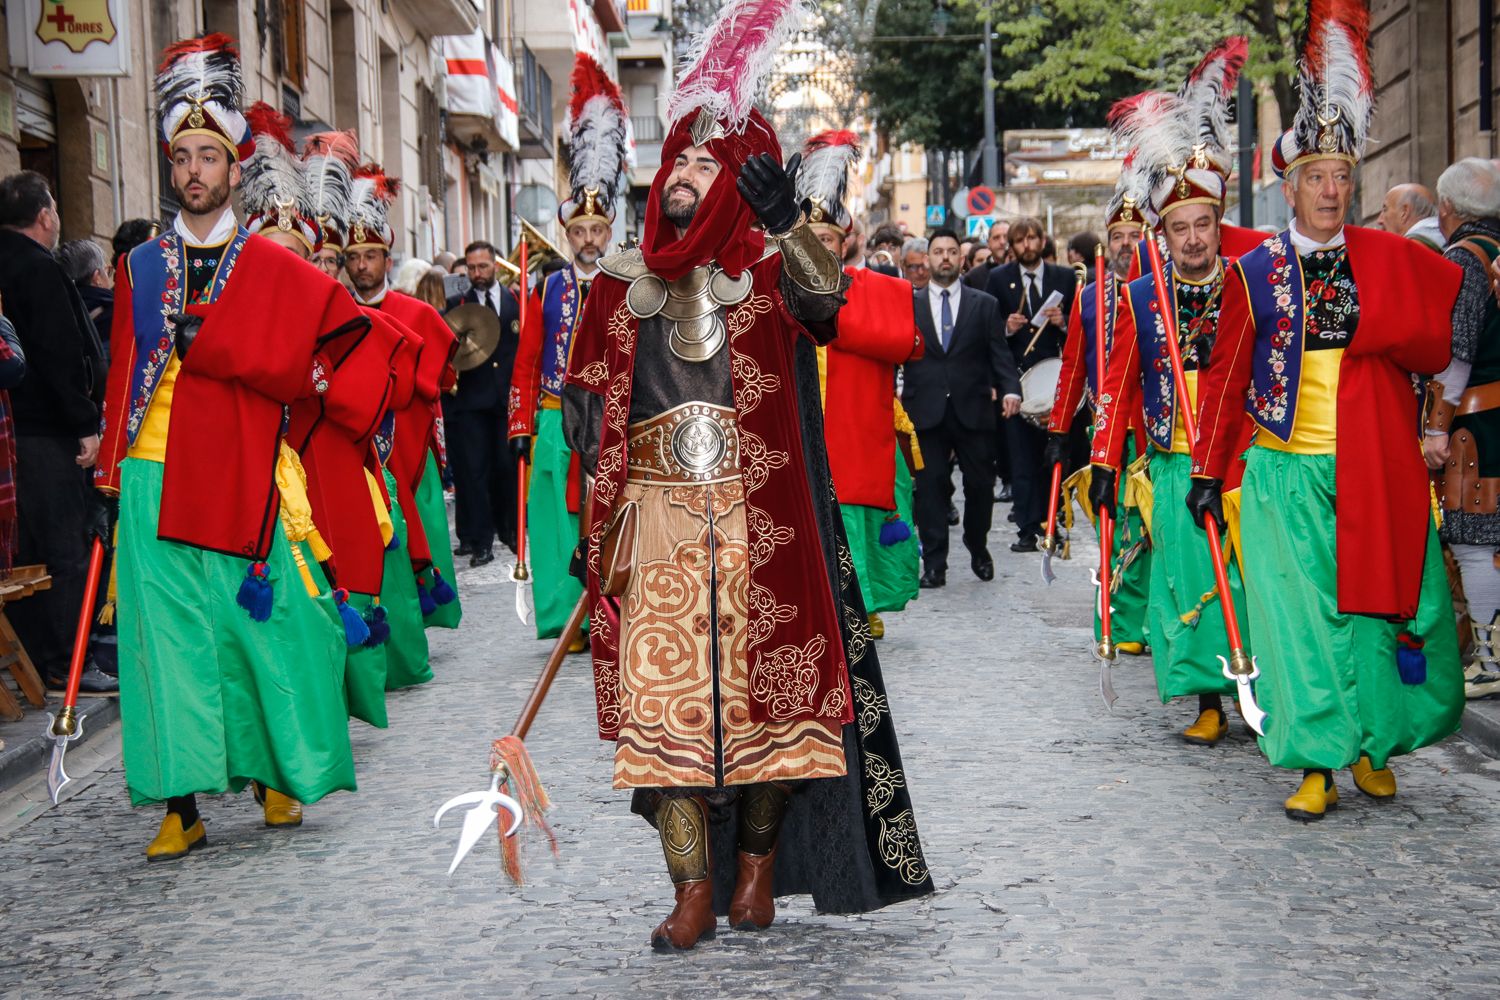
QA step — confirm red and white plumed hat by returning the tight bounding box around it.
[155,33,254,162]
[241,103,319,254]
[796,130,860,238]
[1271,0,1373,179]
[560,54,629,231]
[345,165,401,254]
[302,131,360,252]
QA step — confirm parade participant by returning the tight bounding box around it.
[240,103,319,261]
[795,129,924,636]
[562,0,931,950]
[1189,0,1465,820]
[1090,41,1253,744]
[99,34,373,858]
[303,129,360,279]
[1426,158,1500,700]
[343,165,462,630]
[1043,159,1153,655]
[508,53,628,647]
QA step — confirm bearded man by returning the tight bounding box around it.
[561,0,931,951]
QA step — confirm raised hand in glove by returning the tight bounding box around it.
[736,152,805,235]
[510,436,532,463]
[167,313,204,360]
[88,490,119,545]
[1088,465,1117,518]
[568,539,587,583]
[1042,432,1069,472]
[1185,477,1224,531]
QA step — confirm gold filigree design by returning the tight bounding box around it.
[863,750,903,813]
[853,676,886,739]
[749,635,826,719]
[877,810,930,886]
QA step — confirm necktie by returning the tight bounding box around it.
[940,288,954,350]
[482,288,493,312]
[1025,272,1042,317]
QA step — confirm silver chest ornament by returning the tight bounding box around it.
[625,264,752,362]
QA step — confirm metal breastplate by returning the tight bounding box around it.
[623,264,752,363]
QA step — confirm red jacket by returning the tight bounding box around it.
[823,267,923,510]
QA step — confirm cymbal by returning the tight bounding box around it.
[446,303,502,372]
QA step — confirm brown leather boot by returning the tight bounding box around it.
[729,783,789,931]
[729,848,778,930]
[650,796,716,951]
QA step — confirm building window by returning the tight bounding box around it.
[281,0,307,92]
[418,82,444,203]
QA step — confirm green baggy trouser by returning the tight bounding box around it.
[116,458,355,807]
[529,408,584,639]
[380,466,432,689]
[1096,435,1151,648]
[1240,447,1463,771]
[415,451,462,629]
[841,455,921,615]
[294,549,388,729]
[1145,450,1242,702]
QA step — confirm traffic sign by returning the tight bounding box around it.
[966,215,997,238]
[925,204,947,228]
[966,185,997,216]
[950,187,971,219]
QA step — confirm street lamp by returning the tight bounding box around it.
[930,2,952,36]
[980,0,998,189]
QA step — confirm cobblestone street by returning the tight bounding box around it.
[3,518,1500,998]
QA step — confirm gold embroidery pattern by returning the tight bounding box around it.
[575,360,608,387]
[863,750,903,813]
[877,810,930,886]
[853,676,887,739]
[748,634,826,719]
[843,603,871,665]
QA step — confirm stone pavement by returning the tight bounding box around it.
[2,517,1500,999]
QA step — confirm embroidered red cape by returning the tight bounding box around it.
[566,254,854,740]
[823,266,922,510]
[1194,226,1462,618]
[510,278,583,512]
[99,237,369,558]
[289,311,403,594]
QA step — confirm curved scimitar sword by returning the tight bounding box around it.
[46,711,85,804]
[1090,566,1119,711]
[1220,653,1267,736]
[434,774,524,875]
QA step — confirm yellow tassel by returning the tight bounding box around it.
[893,398,924,471]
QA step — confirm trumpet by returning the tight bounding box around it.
[496,218,565,287]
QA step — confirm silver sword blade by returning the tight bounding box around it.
[1098,659,1118,712]
[1040,548,1056,585]
[44,712,85,805]
[1219,654,1268,736]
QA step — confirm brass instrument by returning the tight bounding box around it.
[497,218,565,287]
[1071,259,1089,288]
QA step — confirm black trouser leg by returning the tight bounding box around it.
[10,436,89,682]
[447,410,495,552]
[1198,693,1223,716]
[948,414,996,556]
[992,399,1011,484]
[489,408,518,553]
[1006,417,1048,540]
[166,794,199,826]
[914,422,954,573]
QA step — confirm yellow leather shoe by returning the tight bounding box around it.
[1115,641,1145,656]
[567,627,588,655]
[1182,709,1228,745]
[146,812,207,861]
[1284,774,1339,822]
[868,613,885,640]
[260,787,304,827]
[1350,755,1397,799]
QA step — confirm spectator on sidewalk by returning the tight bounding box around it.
[0,170,114,695]
[901,236,930,289]
[111,218,157,267]
[57,239,113,361]
[1378,182,1444,251]
[0,293,28,570]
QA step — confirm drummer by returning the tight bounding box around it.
[902,228,1022,587]
[983,218,1079,553]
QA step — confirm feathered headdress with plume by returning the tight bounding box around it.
[560,54,630,230]
[666,0,814,143]
[1273,0,1373,177]
[346,164,401,253]
[1105,152,1154,233]
[302,131,360,251]
[1175,36,1248,175]
[795,130,860,236]
[241,103,317,253]
[155,33,253,162]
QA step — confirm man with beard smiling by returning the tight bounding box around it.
[561,0,932,950]
[96,34,373,859]
[508,53,628,645]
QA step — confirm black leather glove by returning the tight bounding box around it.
[736,152,804,235]
[1088,466,1117,518]
[510,436,532,463]
[168,313,203,359]
[1185,477,1225,531]
[1043,432,1069,471]
[568,540,586,583]
[88,490,118,545]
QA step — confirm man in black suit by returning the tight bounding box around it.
[901,228,1021,587]
[444,239,522,565]
[984,216,1077,552]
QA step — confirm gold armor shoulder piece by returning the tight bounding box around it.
[771,222,844,296]
[598,247,650,282]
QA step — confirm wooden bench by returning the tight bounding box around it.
[0,565,52,721]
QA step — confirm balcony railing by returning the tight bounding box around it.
[520,43,554,151]
[630,115,662,143]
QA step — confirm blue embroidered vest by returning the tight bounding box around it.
[539,268,584,398]
[122,229,249,446]
[1126,259,1224,451]
[1077,276,1120,401]
[1234,229,1309,442]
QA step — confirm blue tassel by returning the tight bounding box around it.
[385,532,400,552]
[878,516,912,547]
[417,580,437,616]
[236,562,274,623]
[1396,631,1427,685]
[362,605,391,647]
[334,589,371,647]
[430,569,457,606]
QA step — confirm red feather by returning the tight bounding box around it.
[156,31,238,73]
[806,130,861,153]
[355,164,401,202]
[244,102,294,152]
[568,53,624,123]
[303,130,359,168]
[1188,36,1248,86]
[1305,0,1371,82]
